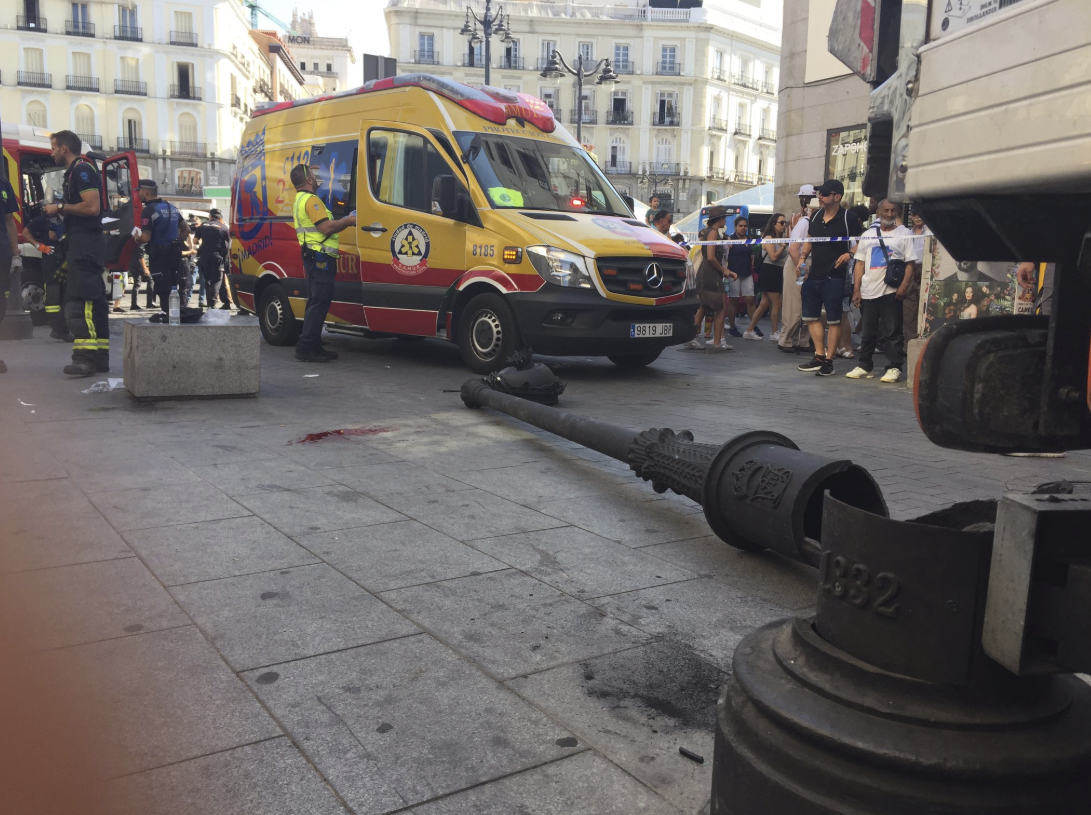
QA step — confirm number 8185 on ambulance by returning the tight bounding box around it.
[230,74,697,372]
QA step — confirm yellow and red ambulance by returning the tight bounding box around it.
[230,74,696,372]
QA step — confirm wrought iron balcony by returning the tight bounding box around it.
[710,67,727,82]
[604,161,632,175]
[709,117,728,132]
[536,57,554,71]
[734,123,752,137]
[758,174,775,184]
[117,137,150,153]
[66,75,99,92]
[759,128,777,141]
[606,110,633,125]
[569,109,597,124]
[413,50,440,65]
[232,94,242,109]
[613,60,635,74]
[708,166,726,180]
[732,73,760,91]
[65,19,94,37]
[77,133,102,150]
[733,171,756,184]
[648,163,681,175]
[171,141,208,157]
[498,56,523,70]
[170,85,202,100]
[114,25,142,41]
[170,30,198,47]
[254,79,272,99]
[115,79,147,95]
[17,71,52,89]
[656,61,681,76]
[652,113,679,127]
[762,81,777,95]
[461,55,484,68]
[17,15,47,32]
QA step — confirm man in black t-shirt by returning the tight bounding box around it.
[795,179,863,377]
[195,209,231,309]
[44,131,109,377]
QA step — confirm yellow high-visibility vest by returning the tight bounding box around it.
[292,191,338,256]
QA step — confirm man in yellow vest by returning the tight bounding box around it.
[289,163,356,362]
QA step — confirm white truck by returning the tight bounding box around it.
[828,0,1091,454]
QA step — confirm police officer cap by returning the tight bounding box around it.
[138,179,158,190]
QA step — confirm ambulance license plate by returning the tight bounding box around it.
[630,322,673,338]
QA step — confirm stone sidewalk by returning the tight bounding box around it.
[1,318,1088,814]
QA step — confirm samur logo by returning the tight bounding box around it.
[390,222,430,276]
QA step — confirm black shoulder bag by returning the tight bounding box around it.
[874,226,907,289]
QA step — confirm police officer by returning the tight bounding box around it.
[289,163,355,362]
[134,180,190,311]
[194,209,230,309]
[22,191,71,340]
[43,130,108,377]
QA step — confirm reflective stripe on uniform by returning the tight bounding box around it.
[45,305,60,313]
[84,301,97,343]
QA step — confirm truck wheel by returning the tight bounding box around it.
[22,282,48,326]
[458,292,521,374]
[608,348,663,368]
[257,283,301,346]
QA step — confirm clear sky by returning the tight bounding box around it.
[255,1,391,60]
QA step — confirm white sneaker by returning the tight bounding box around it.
[880,368,902,383]
[743,330,763,341]
[718,339,734,350]
[845,366,874,379]
[771,330,781,341]
[684,338,705,350]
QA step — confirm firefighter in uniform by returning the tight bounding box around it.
[43,130,108,377]
[134,180,190,311]
[288,163,355,362]
[23,192,71,341]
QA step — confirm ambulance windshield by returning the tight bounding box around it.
[455,132,630,215]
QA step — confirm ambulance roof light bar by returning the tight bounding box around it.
[253,73,556,133]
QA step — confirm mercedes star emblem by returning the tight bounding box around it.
[644,262,664,289]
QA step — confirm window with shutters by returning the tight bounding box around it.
[119,4,137,29]
[123,108,143,140]
[654,138,674,167]
[25,48,45,74]
[178,113,198,144]
[72,52,92,77]
[578,42,593,63]
[173,11,193,32]
[120,56,139,81]
[74,104,95,135]
[27,101,48,128]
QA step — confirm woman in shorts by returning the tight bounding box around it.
[686,206,737,350]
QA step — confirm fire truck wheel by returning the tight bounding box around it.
[257,283,302,346]
[458,292,522,374]
[608,348,663,368]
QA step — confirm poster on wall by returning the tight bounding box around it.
[826,125,868,208]
[930,0,1029,41]
[917,237,1035,338]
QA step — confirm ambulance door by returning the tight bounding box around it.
[356,123,473,336]
[99,151,139,270]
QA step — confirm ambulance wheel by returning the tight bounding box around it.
[458,292,521,374]
[608,348,663,368]
[258,283,301,346]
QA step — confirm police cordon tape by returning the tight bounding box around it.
[681,232,935,246]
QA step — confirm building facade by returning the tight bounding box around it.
[287,9,356,94]
[0,0,310,211]
[385,0,782,215]
[773,0,870,216]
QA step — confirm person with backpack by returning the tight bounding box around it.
[796,179,864,377]
[845,199,919,383]
[134,180,190,312]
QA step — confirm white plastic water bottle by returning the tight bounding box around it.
[169,286,181,326]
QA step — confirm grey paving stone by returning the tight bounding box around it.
[0,477,95,516]
[122,516,319,586]
[278,436,405,470]
[471,526,697,599]
[241,635,576,814]
[0,440,66,483]
[40,625,279,778]
[642,536,820,610]
[376,489,567,542]
[89,482,252,531]
[171,563,418,671]
[106,737,349,815]
[190,457,340,497]
[405,752,679,814]
[235,486,405,537]
[508,642,725,813]
[323,462,473,499]
[591,578,795,672]
[382,570,651,680]
[0,512,133,573]
[300,520,507,592]
[452,461,616,507]
[51,440,204,494]
[1,557,188,649]
[147,432,286,468]
[533,493,712,547]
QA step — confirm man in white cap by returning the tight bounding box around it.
[779,184,818,353]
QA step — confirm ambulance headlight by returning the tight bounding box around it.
[527,246,593,289]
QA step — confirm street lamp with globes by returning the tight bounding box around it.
[539,50,619,145]
[459,0,514,86]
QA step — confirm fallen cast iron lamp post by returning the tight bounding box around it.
[461,373,1091,814]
